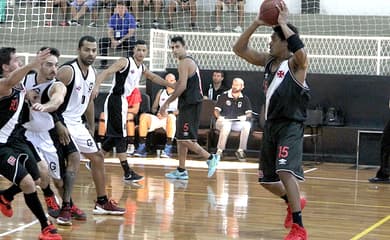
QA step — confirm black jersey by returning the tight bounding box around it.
[263,59,310,122]
[0,85,26,143]
[178,56,203,108]
[215,90,252,119]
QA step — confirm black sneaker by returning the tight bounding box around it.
[123,171,144,183]
[368,177,390,184]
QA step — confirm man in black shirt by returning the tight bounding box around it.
[214,78,252,161]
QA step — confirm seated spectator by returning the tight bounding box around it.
[134,73,178,158]
[98,0,136,69]
[131,0,162,28]
[214,77,252,161]
[214,0,244,33]
[167,0,197,29]
[68,0,98,27]
[203,70,229,101]
[126,87,142,156]
[45,0,69,26]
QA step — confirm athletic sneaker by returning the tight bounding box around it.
[39,222,62,240]
[284,197,307,228]
[368,176,390,183]
[56,206,72,226]
[133,143,147,157]
[70,204,87,220]
[161,144,173,158]
[165,169,189,180]
[123,170,144,183]
[45,195,61,218]
[235,149,246,162]
[233,25,242,33]
[93,199,125,215]
[207,154,220,178]
[284,223,307,240]
[0,194,13,217]
[127,144,135,156]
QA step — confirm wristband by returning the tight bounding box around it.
[287,34,304,53]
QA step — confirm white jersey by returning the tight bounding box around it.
[109,57,144,97]
[159,89,178,113]
[23,72,56,132]
[59,59,95,124]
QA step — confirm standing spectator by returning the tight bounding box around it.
[233,2,309,239]
[99,0,136,69]
[167,0,197,29]
[131,0,162,28]
[368,101,390,183]
[214,77,252,161]
[203,70,228,101]
[68,0,98,27]
[159,36,220,180]
[134,73,178,158]
[214,0,244,33]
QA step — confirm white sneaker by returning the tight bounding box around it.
[233,26,242,33]
[127,144,135,156]
[214,25,222,31]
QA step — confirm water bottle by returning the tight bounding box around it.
[0,0,6,23]
[208,84,213,100]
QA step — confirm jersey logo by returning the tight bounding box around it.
[75,86,82,91]
[277,70,285,78]
[226,100,231,106]
[9,99,19,112]
[130,69,135,74]
[278,158,287,165]
[7,156,17,166]
[238,101,242,108]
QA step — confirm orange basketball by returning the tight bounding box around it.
[259,0,282,25]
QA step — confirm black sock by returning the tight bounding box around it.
[70,198,74,207]
[97,195,108,205]
[62,201,71,208]
[24,191,48,230]
[177,167,186,172]
[292,211,303,227]
[281,194,288,204]
[41,185,54,197]
[139,137,147,144]
[120,160,131,176]
[2,184,22,202]
[208,154,213,160]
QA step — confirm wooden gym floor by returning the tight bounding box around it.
[0,156,389,240]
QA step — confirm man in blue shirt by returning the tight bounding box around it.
[98,0,136,68]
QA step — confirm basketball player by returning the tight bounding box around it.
[134,73,178,158]
[23,47,87,225]
[94,39,173,182]
[159,36,220,180]
[233,1,308,239]
[0,47,62,239]
[54,36,125,223]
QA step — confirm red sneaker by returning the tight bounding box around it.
[45,195,61,218]
[70,204,87,220]
[39,223,62,240]
[93,199,125,215]
[284,197,307,228]
[56,206,72,226]
[284,223,307,240]
[0,194,13,217]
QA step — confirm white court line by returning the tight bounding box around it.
[304,168,318,174]
[0,219,38,237]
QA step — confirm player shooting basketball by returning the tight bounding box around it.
[233,1,309,239]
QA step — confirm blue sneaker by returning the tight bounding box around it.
[161,144,173,158]
[165,169,189,180]
[133,143,147,157]
[207,154,220,178]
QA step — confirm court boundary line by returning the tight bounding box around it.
[0,219,38,237]
[350,215,390,240]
